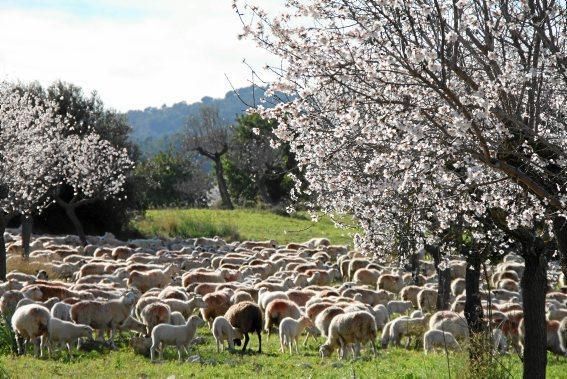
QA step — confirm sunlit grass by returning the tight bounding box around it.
[132,208,358,246]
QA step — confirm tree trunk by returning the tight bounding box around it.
[552,216,567,279]
[427,244,451,310]
[521,247,548,379]
[0,214,6,281]
[464,253,484,366]
[64,204,87,246]
[257,177,274,205]
[214,157,233,209]
[21,214,33,258]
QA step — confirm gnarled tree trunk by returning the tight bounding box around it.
[214,157,233,209]
[63,204,87,246]
[427,244,451,310]
[464,252,484,368]
[521,246,548,379]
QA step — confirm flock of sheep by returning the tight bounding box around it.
[0,230,566,364]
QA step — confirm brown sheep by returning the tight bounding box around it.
[140,302,172,336]
[224,301,263,353]
[377,274,404,294]
[353,268,381,286]
[400,285,422,307]
[264,299,301,338]
[200,290,233,327]
[127,265,178,293]
[286,290,316,307]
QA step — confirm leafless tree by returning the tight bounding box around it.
[184,105,233,209]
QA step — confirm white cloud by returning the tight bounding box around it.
[0,1,282,111]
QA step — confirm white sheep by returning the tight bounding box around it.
[170,311,186,326]
[390,314,431,348]
[150,315,205,362]
[11,304,51,357]
[43,317,93,356]
[423,329,461,353]
[212,316,244,352]
[279,315,314,354]
[371,304,389,330]
[319,311,377,359]
[386,300,413,315]
[50,302,72,322]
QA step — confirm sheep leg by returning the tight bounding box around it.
[177,345,183,362]
[15,334,23,355]
[280,336,285,353]
[159,342,164,361]
[33,338,40,358]
[257,330,262,354]
[371,340,377,358]
[303,332,310,346]
[216,339,221,353]
[242,332,249,353]
[150,344,156,362]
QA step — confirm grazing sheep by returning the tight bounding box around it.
[319,311,377,359]
[386,300,413,316]
[353,268,381,286]
[225,301,263,353]
[279,316,314,354]
[342,288,393,306]
[451,279,465,297]
[231,291,254,304]
[118,316,147,334]
[50,302,72,322]
[400,285,422,308]
[16,297,59,311]
[430,315,469,340]
[150,315,205,362]
[371,304,390,330]
[11,304,51,357]
[182,270,227,287]
[390,314,431,348]
[70,291,138,347]
[43,317,93,355]
[417,288,438,313]
[258,290,289,312]
[0,290,25,319]
[141,302,172,336]
[377,274,404,294]
[200,290,233,327]
[212,316,243,352]
[423,330,461,353]
[315,306,345,338]
[160,296,206,318]
[264,299,302,338]
[127,264,178,293]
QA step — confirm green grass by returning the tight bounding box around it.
[1,326,566,378]
[132,208,358,246]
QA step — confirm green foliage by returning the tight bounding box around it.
[0,318,16,356]
[132,208,357,245]
[224,113,299,206]
[135,151,211,208]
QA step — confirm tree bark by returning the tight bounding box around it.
[464,253,484,366]
[427,244,451,310]
[257,177,274,205]
[521,247,548,379]
[0,214,6,281]
[63,204,87,246]
[21,214,33,258]
[214,157,233,209]
[552,216,567,279]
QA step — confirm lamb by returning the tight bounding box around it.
[319,311,377,359]
[264,299,302,338]
[423,330,461,353]
[258,290,289,311]
[127,264,178,293]
[140,302,172,336]
[43,317,93,356]
[372,304,390,330]
[11,304,51,357]
[70,290,138,346]
[386,300,413,315]
[279,316,314,354]
[429,314,469,340]
[50,302,72,321]
[400,285,422,308]
[160,296,207,318]
[150,315,205,362]
[225,301,263,353]
[390,314,431,348]
[118,316,147,334]
[212,316,243,352]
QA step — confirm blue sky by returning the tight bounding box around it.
[0,0,281,111]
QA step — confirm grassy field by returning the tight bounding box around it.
[132,208,358,246]
[3,324,567,379]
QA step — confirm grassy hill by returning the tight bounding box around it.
[132,208,358,246]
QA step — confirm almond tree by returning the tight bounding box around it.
[237,1,566,376]
[0,83,66,279]
[52,133,133,246]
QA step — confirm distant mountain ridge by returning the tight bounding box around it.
[126,86,276,156]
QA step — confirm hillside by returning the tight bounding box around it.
[126,86,277,156]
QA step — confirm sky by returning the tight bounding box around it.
[0,0,282,111]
